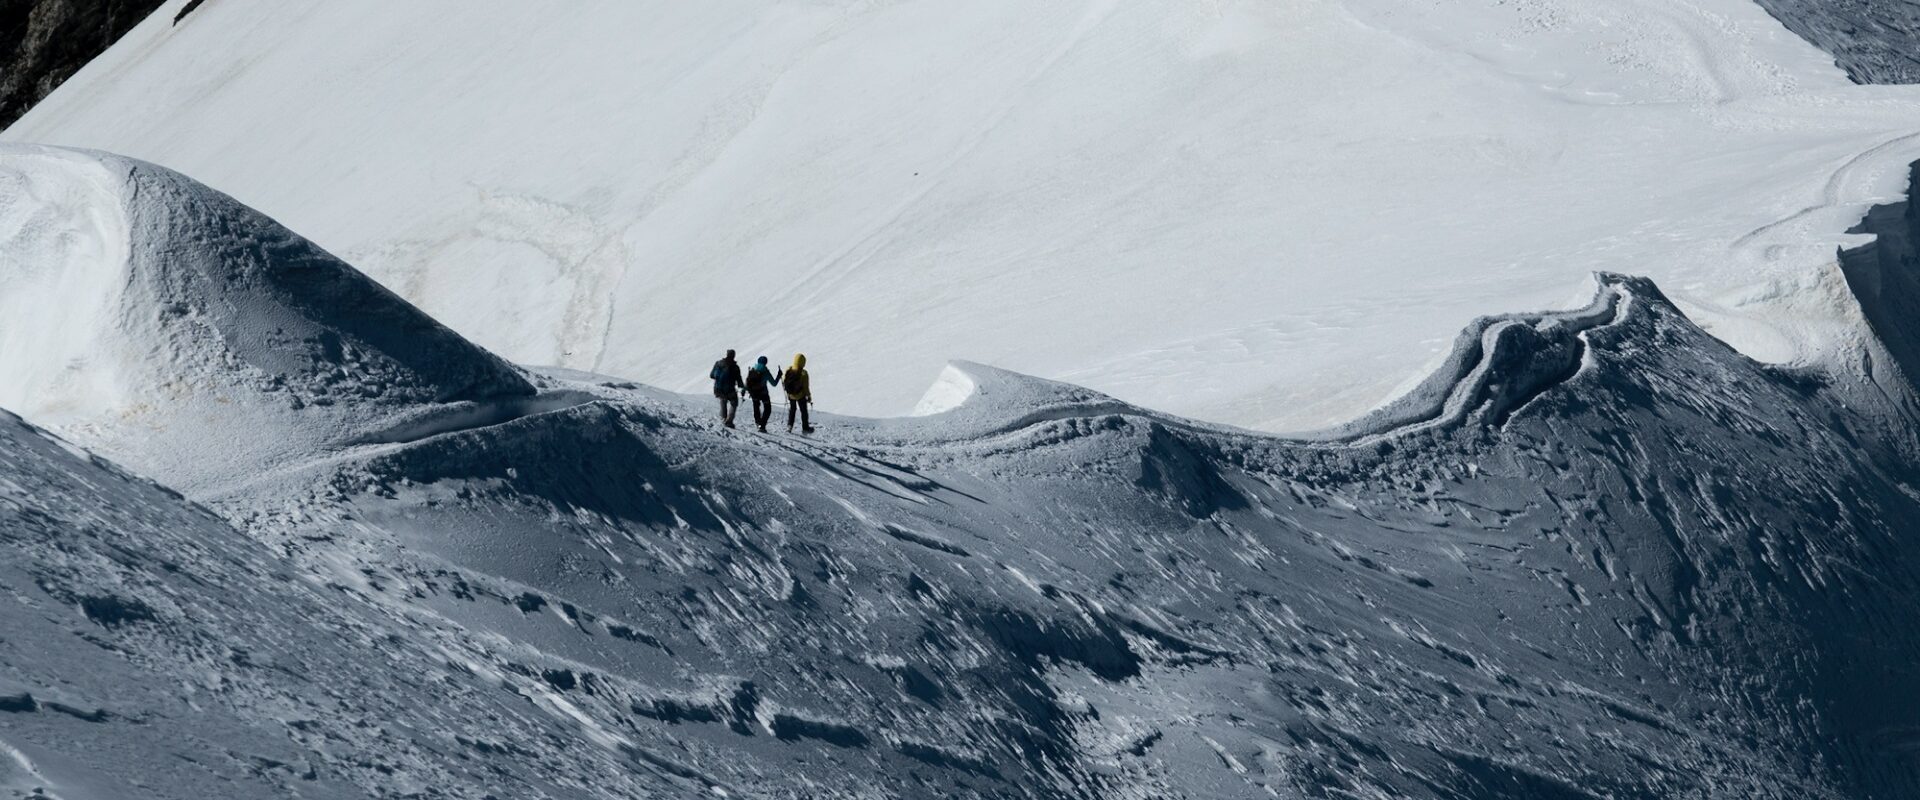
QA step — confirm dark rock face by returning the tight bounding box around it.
[1836,161,1920,435]
[0,0,167,130]
[1754,0,1920,84]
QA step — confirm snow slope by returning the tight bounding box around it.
[0,406,703,799]
[8,145,1920,797]
[11,0,1920,431]
[0,145,541,491]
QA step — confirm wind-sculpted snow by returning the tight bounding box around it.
[0,145,535,491]
[8,150,1920,797]
[1307,277,1628,443]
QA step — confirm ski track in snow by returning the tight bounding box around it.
[1733,129,1920,252]
[780,0,1123,313]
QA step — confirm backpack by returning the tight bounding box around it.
[746,366,768,392]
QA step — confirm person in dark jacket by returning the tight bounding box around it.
[709,349,745,427]
[744,355,782,432]
[781,353,813,434]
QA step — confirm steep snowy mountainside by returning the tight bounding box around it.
[11,0,1920,431]
[7,146,1920,797]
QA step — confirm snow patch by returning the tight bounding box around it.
[0,148,132,426]
[910,363,977,417]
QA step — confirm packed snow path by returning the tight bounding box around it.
[7,146,1920,797]
[12,0,1920,431]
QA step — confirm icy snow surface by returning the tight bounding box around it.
[11,0,1920,431]
[7,144,1920,797]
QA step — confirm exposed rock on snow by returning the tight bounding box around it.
[7,146,1920,797]
[1754,0,1920,84]
[1839,161,1920,428]
[0,0,165,129]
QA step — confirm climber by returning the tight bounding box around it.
[744,355,781,432]
[709,349,745,427]
[780,353,813,434]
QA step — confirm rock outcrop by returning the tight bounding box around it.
[0,0,165,129]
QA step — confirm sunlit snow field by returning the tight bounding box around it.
[11,0,1920,431]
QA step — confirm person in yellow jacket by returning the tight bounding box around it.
[779,353,814,434]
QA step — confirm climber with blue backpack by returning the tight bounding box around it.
[744,355,782,432]
[710,349,745,428]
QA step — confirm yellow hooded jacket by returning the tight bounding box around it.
[783,354,811,401]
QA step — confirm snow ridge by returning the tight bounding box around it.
[0,144,536,490]
[1309,275,1634,443]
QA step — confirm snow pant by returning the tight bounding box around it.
[749,392,773,428]
[717,391,739,424]
[787,397,811,430]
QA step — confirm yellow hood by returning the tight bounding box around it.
[790,354,806,371]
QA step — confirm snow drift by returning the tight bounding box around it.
[0,145,541,490]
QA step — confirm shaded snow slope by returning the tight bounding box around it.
[12,0,1920,431]
[212,274,1920,798]
[0,145,539,491]
[1839,161,1920,418]
[0,410,709,798]
[1754,0,1920,84]
[7,151,1920,797]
